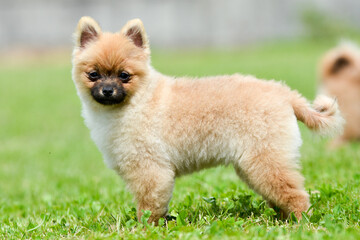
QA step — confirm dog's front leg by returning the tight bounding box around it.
[124,162,175,224]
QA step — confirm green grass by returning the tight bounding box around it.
[1,39,360,239]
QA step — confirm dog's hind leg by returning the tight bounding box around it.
[234,150,310,219]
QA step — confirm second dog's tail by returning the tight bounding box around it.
[291,92,344,136]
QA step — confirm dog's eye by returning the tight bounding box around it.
[88,71,101,81]
[119,71,131,83]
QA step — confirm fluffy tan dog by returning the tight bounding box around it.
[72,17,343,223]
[319,42,360,146]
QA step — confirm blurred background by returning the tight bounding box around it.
[1,0,360,52]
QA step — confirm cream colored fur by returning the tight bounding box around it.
[72,17,344,223]
[319,41,360,146]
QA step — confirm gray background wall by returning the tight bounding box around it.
[1,0,360,50]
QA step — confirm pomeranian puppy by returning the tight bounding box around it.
[72,17,343,223]
[319,42,360,146]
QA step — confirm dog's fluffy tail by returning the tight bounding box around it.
[291,92,344,136]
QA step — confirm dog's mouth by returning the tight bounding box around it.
[93,95,126,105]
[91,84,127,105]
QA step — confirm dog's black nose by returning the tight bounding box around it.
[102,86,114,97]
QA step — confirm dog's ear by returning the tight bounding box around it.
[120,19,149,50]
[330,55,351,75]
[74,16,102,48]
[320,51,354,79]
[319,42,360,79]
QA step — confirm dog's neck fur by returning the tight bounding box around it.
[78,64,168,170]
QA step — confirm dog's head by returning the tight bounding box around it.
[72,17,150,106]
[319,42,360,86]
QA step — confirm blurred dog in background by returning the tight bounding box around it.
[319,42,360,146]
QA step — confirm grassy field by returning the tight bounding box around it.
[1,40,360,239]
